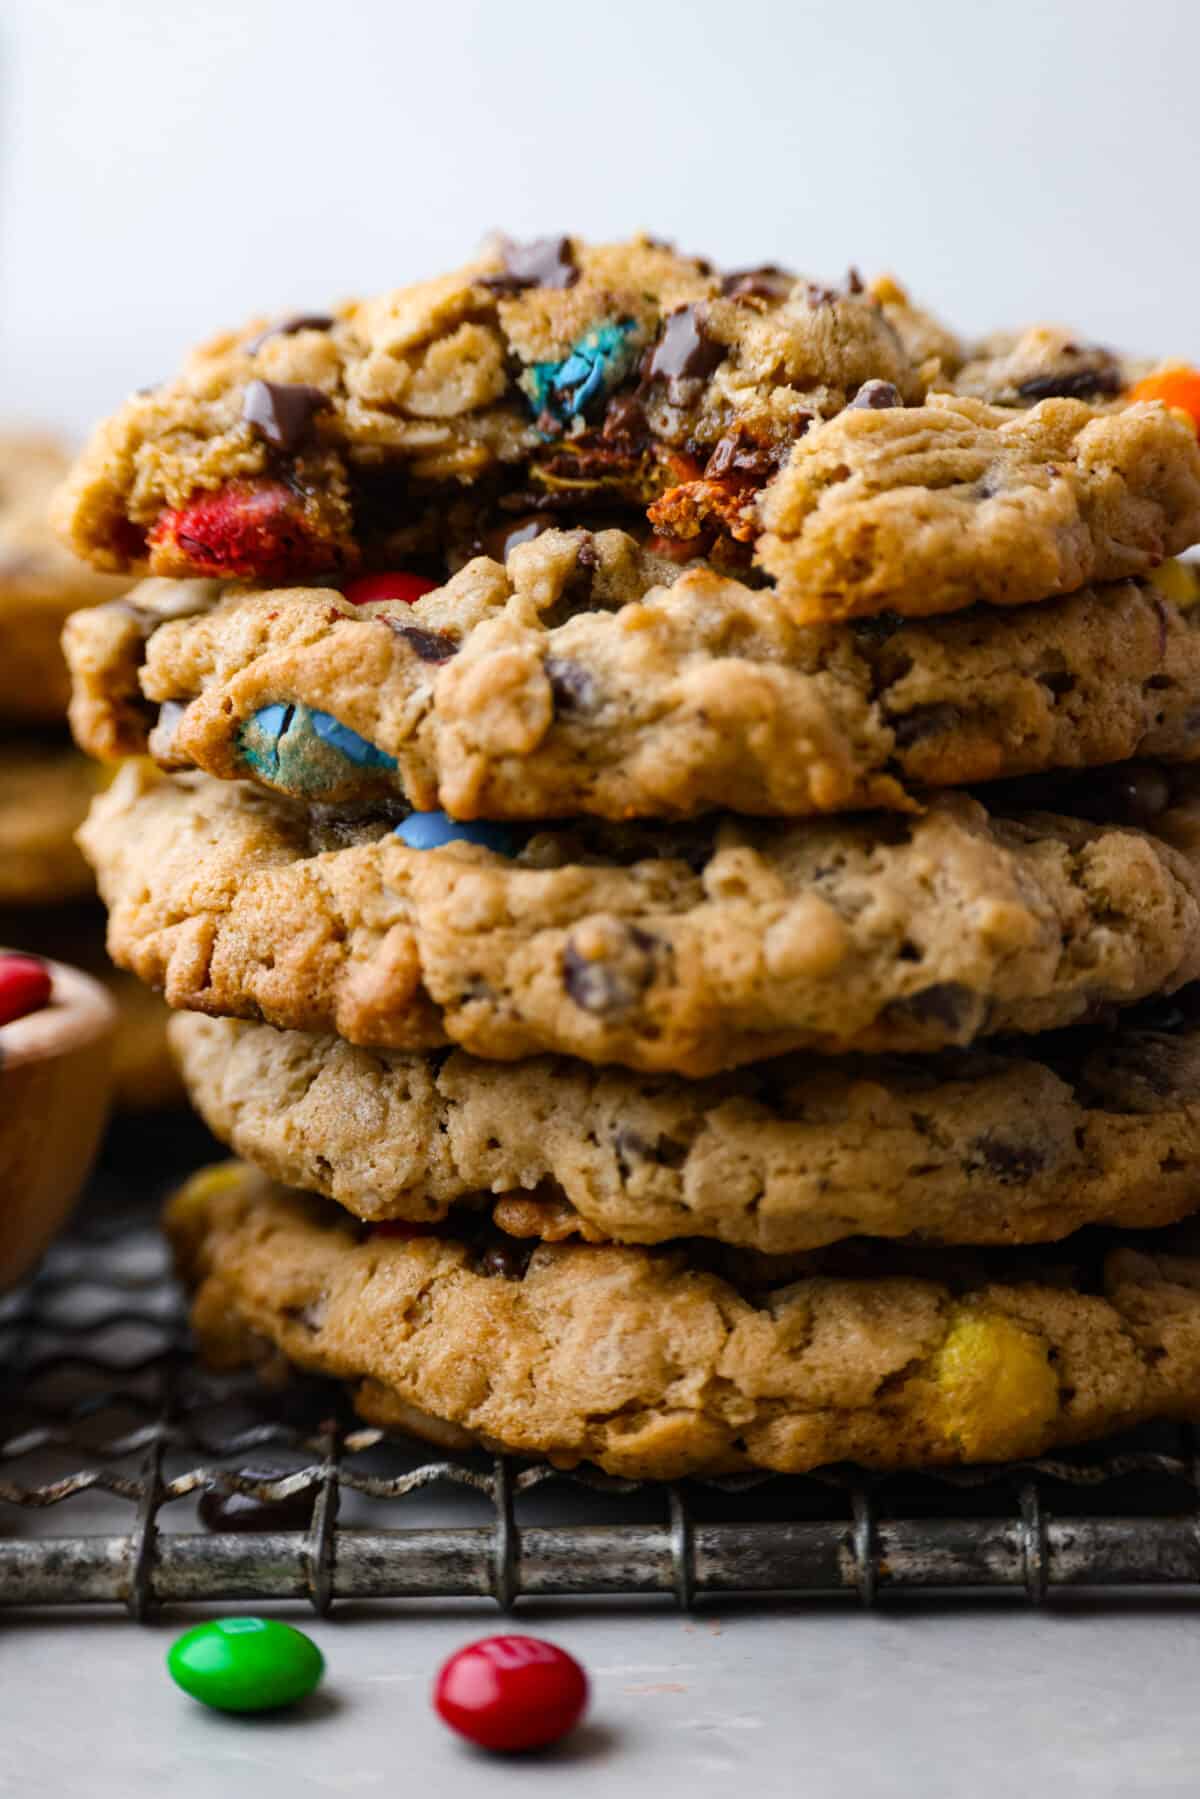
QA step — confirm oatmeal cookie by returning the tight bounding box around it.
[171,990,1200,1252]
[168,1161,1200,1478]
[52,238,1198,617]
[63,536,1200,820]
[80,762,1200,1075]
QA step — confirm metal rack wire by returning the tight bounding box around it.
[5,1123,1200,1616]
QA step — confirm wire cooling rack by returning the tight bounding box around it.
[5,1117,1200,1617]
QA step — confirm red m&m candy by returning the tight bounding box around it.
[0,954,53,1027]
[434,1634,589,1753]
[342,571,439,606]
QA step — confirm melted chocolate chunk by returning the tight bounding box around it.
[562,926,657,1015]
[848,379,902,410]
[475,1236,535,1279]
[1015,365,1123,402]
[198,1466,318,1533]
[242,379,329,453]
[968,1136,1047,1184]
[720,265,795,301]
[613,1127,689,1179]
[704,428,787,481]
[388,622,458,663]
[602,391,649,442]
[644,306,724,384]
[545,656,597,714]
[243,314,335,356]
[889,702,963,749]
[481,235,579,292]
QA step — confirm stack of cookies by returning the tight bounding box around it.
[0,433,181,1110]
[54,236,1200,1476]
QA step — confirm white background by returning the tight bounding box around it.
[2,0,1199,438]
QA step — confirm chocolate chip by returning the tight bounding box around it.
[846,267,865,294]
[968,1136,1047,1184]
[243,314,334,356]
[476,1237,535,1279]
[562,926,657,1015]
[848,379,902,411]
[389,622,458,663]
[1038,670,1076,699]
[601,392,650,443]
[850,612,905,646]
[242,378,330,453]
[1015,366,1123,402]
[806,283,840,308]
[889,702,962,749]
[545,656,597,714]
[884,982,978,1034]
[481,235,579,292]
[613,1127,688,1179]
[704,428,785,481]
[644,306,724,384]
[198,1466,317,1534]
[720,265,795,301]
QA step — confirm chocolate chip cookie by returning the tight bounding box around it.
[171,990,1200,1252]
[0,433,130,723]
[168,1160,1200,1478]
[80,761,1200,1075]
[52,236,1200,619]
[63,533,1200,820]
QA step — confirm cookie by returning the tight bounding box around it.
[167,1160,1200,1478]
[63,536,1200,821]
[81,761,1200,1075]
[170,990,1200,1252]
[0,741,101,904]
[52,236,1200,619]
[0,433,131,723]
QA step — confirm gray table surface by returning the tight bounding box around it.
[6,1594,1200,1797]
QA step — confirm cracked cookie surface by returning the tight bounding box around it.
[172,992,1200,1252]
[63,535,1200,820]
[52,237,1200,621]
[80,761,1200,1075]
[168,1160,1200,1478]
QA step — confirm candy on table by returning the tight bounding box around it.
[1127,366,1200,431]
[434,1634,590,1753]
[342,570,439,606]
[0,953,53,1028]
[394,810,520,856]
[167,1617,324,1713]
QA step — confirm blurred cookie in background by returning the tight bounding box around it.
[0,433,131,723]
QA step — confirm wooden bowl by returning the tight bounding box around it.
[0,956,117,1288]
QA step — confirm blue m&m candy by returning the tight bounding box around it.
[394,811,519,856]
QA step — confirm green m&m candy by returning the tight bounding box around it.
[167,1617,324,1713]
